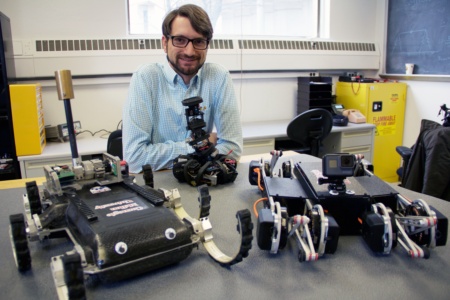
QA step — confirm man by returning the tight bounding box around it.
[122,4,243,173]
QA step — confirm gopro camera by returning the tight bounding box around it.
[322,154,356,177]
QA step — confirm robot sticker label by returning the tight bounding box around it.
[90,186,111,194]
[95,198,148,217]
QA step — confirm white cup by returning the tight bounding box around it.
[405,63,414,75]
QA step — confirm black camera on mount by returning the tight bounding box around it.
[173,96,238,187]
[317,153,359,195]
[322,154,355,177]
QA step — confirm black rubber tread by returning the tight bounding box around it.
[310,210,322,251]
[220,209,254,267]
[62,252,86,300]
[124,182,164,206]
[26,181,42,215]
[173,154,237,186]
[142,164,154,188]
[9,213,32,272]
[198,185,211,219]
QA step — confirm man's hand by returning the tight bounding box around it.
[209,132,218,145]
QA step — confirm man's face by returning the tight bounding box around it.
[162,16,208,84]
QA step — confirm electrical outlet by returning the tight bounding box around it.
[74,121,82,133]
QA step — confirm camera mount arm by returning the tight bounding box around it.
[318,176,348,195]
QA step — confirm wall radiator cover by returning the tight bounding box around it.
[14,38,380,77]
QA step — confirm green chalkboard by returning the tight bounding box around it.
[386,0,450,75]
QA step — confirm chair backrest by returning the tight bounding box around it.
[401,119,450,201]
[286,108,333,157]
[107,129,123,159]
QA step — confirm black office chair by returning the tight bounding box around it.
[107,129,123,160]
[395,145,412,180]
[397,119,450,201]
[397,104,450,181]
[286,108,333,157]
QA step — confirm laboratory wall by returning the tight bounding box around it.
[0,0,448,148]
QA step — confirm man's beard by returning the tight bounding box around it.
[166,54,204,77]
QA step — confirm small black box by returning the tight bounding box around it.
[361,211,386,253]
[298,82,332,93]
[257,208,275,250]
[325,214,340,254]
[298,91,332,100]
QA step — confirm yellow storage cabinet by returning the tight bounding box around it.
[336,82,407,182]
[9,84,46,156]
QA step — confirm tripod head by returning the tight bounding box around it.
[182,97,217,157]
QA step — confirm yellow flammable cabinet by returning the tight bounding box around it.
[9,84,46,156]
[336,82,407,182]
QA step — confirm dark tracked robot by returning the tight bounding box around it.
[8,71,253,300]
[173,96,238,186]
[249,150,448,262]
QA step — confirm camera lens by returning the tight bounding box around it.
[340,155,354,168]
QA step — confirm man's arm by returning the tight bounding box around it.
[210,66,243,160]
[122,66,189,172]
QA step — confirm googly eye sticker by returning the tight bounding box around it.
[115,242,128,255]
[165,228,176,240]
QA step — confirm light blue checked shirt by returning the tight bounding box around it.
[122,59,243,173]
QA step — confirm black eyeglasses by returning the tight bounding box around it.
[167,35,210,50]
